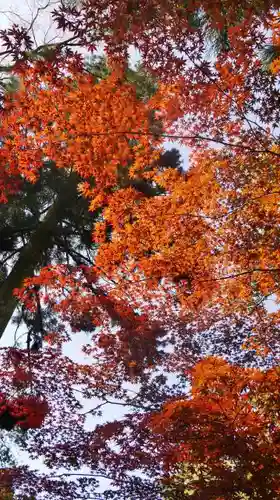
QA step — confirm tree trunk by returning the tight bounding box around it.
[0,177,77,339]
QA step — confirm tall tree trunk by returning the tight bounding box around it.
[0,177,77,339]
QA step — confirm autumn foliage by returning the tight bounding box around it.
[0,394,48,430]
[0,1,279,498]
[150,358,280,498]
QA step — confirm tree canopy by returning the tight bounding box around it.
[0,1,279,498]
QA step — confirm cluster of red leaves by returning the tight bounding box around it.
[270,11,280,73]
[148,358,280,498]
[53,0,279,69]
[14,264,167,377]
[0,393,48,430]
[0,62,174,203]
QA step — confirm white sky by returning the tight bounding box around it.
[0,0,62,46]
